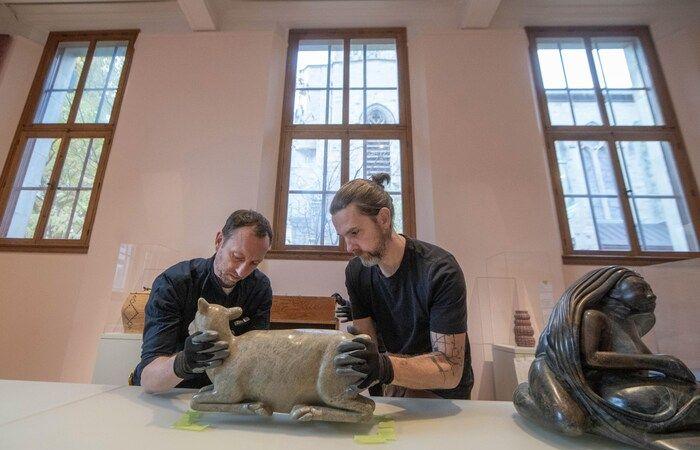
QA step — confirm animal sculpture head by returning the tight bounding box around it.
[193,298,243,335]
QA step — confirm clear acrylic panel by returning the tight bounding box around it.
[565,197,599,250]
[76,41,128,124]
[34,42,89,124]
[2,138,62,238]
[592,37,664,125]
[58,138,104,188]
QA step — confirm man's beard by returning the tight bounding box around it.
[357,228,391,267]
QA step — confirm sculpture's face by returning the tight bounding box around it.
[613,275,657,314]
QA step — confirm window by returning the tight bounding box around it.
[271,29,415,260]
[527,27,700,264]
[0,30,138,252]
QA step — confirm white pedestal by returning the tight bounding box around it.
[492,343,536,401]
[92,332,143,385]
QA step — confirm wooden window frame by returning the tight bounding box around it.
[0,30,138,253]
[527,26,700,266]
[269,28,415,261]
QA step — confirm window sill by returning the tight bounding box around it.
[0,241,89,253]
[562,253,700,266]
[266,249,352,261]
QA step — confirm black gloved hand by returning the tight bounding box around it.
[334,335,393,390]
[332,292,352,323]
[173,330,229,380]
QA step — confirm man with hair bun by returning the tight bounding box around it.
[133,209,274,394]
[331,174,473,399]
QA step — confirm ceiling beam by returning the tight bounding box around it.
[459,0,502,29]
[177,0,217,31]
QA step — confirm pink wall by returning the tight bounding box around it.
[0,16,697,393]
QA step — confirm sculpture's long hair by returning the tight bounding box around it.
[537,266,698,444]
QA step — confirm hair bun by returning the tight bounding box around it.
[369,173,391,189]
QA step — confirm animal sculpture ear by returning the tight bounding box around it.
[227,307,243,321]
[197,298,210,314]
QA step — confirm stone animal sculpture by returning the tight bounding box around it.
[189,298,375,423]
[514,266,699,450]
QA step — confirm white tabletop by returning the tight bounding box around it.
[0,380,638,450]
[0,379,118,425]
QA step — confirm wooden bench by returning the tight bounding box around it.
[269,295,338,330]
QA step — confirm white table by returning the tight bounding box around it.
[0,380,638,450]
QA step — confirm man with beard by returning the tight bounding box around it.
[331,174,473,399]
[132,210,273,393]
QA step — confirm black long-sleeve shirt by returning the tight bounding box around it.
[132,255,272,388]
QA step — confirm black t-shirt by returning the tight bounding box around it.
[132,255,272,388]
[346,237,473,399]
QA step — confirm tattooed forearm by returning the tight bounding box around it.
[386,332,467,390]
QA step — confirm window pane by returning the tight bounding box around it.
[58,138,104,188]
[592,37,663,125]
[286,139,341,246]
[43,188,93,239]
[348,139,404,232]
[555,140,631,251]
[34,42,89,124]
[545,90,574,125]
[565,197,599,250]
[592,197,630,250]
[390,193,403,234]
[570,90,602,126]
[350,89,399,124]
[2,138,62,238]
[349,139,402,191]
[76,41,128,124]
[617,141,698,251]
[293,40,343,125]
[286,193,322,245]
[536,38,602,126]
[349,39,399,124]
[4,190,45,238]
[630,198,696,252]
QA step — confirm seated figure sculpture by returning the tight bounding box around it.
[514,266,699,450]
[188,298,375,423]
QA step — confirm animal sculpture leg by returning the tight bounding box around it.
[290,396,374,423]
[191,386,272,416]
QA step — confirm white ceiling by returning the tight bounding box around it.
[1,0,699,43]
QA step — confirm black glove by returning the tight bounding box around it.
[334,335,394,390]
[332,292,352,323]
[173,330,229,379]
